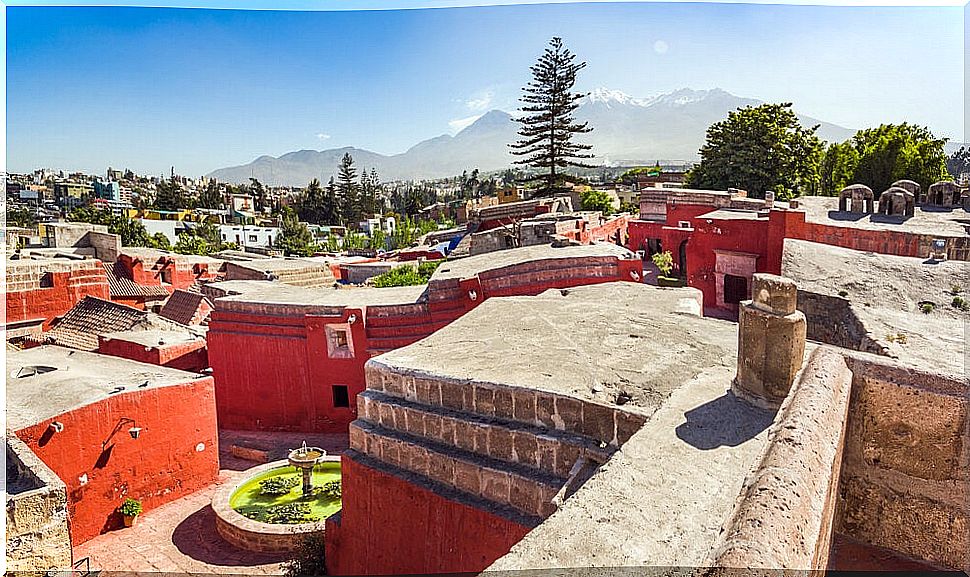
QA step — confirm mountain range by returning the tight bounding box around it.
[208,87,858,186]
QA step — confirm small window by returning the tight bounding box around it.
[326,324,354,358]
[332,385,350,408]
[724,274,748,305]
[249,235,257,242]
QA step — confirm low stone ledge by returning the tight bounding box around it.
[230,444,271,464]
[211,457,340,553]
[708,347,852,571]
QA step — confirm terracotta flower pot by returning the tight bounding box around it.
[657,276,686,288]
[123,514,139,528]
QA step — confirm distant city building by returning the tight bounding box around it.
[219,224,280,249]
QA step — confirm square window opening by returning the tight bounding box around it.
[332,385,350,408]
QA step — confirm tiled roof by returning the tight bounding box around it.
[159,289,212,326]
[31,296,182,351]
[102,262,171,299]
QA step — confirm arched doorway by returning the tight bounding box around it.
[678,240,688,278]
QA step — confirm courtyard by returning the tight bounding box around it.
[72,431,348,574]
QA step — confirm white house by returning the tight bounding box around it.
[219,224,280,249]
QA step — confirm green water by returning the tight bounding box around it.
[230,462,342,523]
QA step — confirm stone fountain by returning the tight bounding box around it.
[288,441,327,496]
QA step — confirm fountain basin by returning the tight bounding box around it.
[212,457,341,553]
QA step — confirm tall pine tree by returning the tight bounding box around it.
[337,153,360,225]
[510,37,593,196]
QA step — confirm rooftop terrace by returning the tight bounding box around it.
[6,346,204,431]
[431,242,634,282]
[796,195,970,237]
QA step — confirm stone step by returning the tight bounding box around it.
[358,389,608,479]
[350,419,563,518]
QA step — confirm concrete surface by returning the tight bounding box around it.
[797,195,969,237]
[6,345,205,430]
[782,239,967,376]
[432,242,634,281]
[216,283,426,308]
[375,282,733,411]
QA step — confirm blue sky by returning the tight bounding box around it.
[6,2,964,176]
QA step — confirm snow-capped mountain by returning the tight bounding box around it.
[207,88,855,185]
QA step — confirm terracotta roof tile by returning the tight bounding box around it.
[102,262,170,299]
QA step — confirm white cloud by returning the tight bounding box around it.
[448,113,484,134]
[316,133,331,141]
[653,40,669,54]
[465,90,494,112]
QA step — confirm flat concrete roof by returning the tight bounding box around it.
[373,282,737,412]
[783,238,966,377]
[431,242,635,282]
[699,208,767,221]
[216,283,426,309]
[99,328,206,348]
[796,195,969,237]
[373,281,780,569]
[6,346,203,431]
[201,280,273,295]
[120,248,222,265]
[226,258,331,272]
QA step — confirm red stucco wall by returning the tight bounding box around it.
[207,254,641,433]
[13,377,219,544]
[6,268,111,330]
[98,336,209,372]
[325,456,531,575]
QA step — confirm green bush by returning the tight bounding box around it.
[952,296,969,312]
[651,251,674,277]
[920,302,935,314]
[320,480,342,500]
[371,260,444,288]
[259,476,299,495]
[118,498,142,516]
[242,503,318,524]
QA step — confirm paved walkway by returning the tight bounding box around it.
[75,431,348,574]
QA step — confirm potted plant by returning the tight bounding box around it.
[652,251,685,287]
[119,498,143,527]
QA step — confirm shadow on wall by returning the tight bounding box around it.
[675,390,775,450]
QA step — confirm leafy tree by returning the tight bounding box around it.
[371,260,443,287]
[848,124,949,195]
[337,153,360,225]
[282,534,327,577]
[510,37,594,196]
[819,141,861,196]
[8,206,36,228]
[619,165,662,184]
[149,232,172,251]
[197,179,223,209]
[685,103,823,199]
[249,178,266,212]
[579,188,615,214]
[947,146,970,180]
[297,178,338,225]
[275,207,317,257]
[153,178,185,211]
[173,221,226,255]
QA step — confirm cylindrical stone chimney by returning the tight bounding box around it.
[733,273,807,409]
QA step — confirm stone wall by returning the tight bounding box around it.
[835,354,969,572]
[5,435,72,572]
[327,360,648,575]
[795,290,889,356]
[709,347,853,570]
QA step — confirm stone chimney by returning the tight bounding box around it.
[733,273,806,409]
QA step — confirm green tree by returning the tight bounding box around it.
[849,123,949,195]
[153,178,185,211]
[249,178,266,212]
[947,146,970,180]
[8,206,36,229]
[510,37,594,196]
[337,153,360,225]
[275,207,317,257]
[685,103,823,199]
[197,179,223,209]
[579,188,615,214]
[819,141,861,196]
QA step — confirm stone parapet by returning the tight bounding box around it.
[733,274,807,408]
[709,347,853,571]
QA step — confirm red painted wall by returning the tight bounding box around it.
[13,377,219,544]
[6,268,111,330]
[98,336,209,372]
[325,455,531,575]
[117,253,220,293]
[207,254,642,433]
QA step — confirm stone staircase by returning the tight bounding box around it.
[348,367,645,522]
